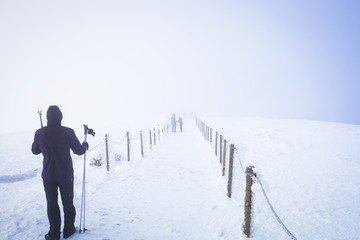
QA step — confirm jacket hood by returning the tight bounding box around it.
[47,105,63,126]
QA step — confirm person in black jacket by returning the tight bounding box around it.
[32,105,88,240]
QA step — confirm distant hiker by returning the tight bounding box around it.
[171,113,177,132]
[31,105,88,240]
[178,116,183,132]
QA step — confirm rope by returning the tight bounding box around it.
[87,144,100,153]
[197,119,298,239]
[225,141,297,239]
[233,147,256,177]
[257,177,298,240]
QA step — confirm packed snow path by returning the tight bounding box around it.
[81,122,242,240]
[0,122,242,240]
[1,118,360,239]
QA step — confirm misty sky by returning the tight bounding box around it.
[1,0,359,134]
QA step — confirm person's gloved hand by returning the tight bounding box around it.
[82,142,89,150]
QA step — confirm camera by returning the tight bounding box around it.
[84,124,95,136]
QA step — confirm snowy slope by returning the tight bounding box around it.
[201,117,360,240]
[0,117,359,240]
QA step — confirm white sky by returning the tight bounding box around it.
[1,0,359,134]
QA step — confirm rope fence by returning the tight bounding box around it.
[195,115,298,240]
[84,121,172,171]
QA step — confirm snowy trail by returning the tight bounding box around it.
[70,122,242,240]
[2,118,359,239]
[0,122,243,240]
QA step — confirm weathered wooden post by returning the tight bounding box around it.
[210,128,213,143]
[149,129,152,150]
[126,132,130,161]
[153,128,156,146]
[140,130,144,157]
[219,135,223,164]
[105,134,109,171]
[215,131,218,156]
[158,129,160,141]
[222,140,227,176]
[227,144,235,198]
[244,166,254,237]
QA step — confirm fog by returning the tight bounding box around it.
[1,0,359,134]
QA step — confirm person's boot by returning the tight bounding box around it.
[45,233,60,240]
[63,226,76,239]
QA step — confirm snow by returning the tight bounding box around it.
[1,116,360,240]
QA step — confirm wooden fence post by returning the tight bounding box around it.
[219,135,223,164]
[154,128,156,146]
[227,144,235,198]
[105,134,109,171]
[126,132,130,161]
[244,166,254,237]
[140,130,144,157]
[215,131,218,156]
[222,140,227,176]
[210,128,213,143]
[149,129,152,150]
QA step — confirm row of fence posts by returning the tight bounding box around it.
[195,116,254,238]
[101,123,171,171]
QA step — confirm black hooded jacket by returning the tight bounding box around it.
[31,106,86,181]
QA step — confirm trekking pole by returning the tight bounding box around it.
[37,110,43,128]
[79,124,95,233]
[79,126,87,233]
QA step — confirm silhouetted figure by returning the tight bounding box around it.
[31,106,89,240]
[171,113,177,132]
[178,116,183,132]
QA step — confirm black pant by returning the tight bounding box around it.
[43,178,76,238]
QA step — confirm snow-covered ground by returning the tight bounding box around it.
[0,116,359,240]
[201,116,360,240]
